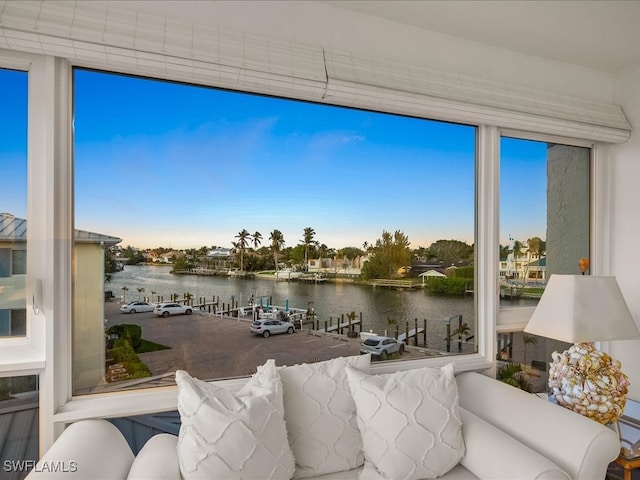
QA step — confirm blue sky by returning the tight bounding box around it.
[2,67,546,250]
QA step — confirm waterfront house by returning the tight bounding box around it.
[2,1,640,472]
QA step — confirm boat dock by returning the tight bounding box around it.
[298,273,327,283]
[370,279,419,289]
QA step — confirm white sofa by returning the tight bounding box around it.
[27,368,620,480]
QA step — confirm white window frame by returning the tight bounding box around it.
[0,48,611,454]
[0,52,45,374]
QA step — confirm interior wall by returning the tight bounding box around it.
[610,64,640,401]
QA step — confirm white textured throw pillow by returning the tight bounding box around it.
[279,354,371,478]
[175,360,295,480]
[346,363,464,480]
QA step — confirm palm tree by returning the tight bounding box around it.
[522,334,537,366]
[136,287,145,301]
[252,231,262,250]
[301,227,316,271]
[121,286,129,303]
[362,241,369,252]
[184,292,194,306]
[512,240,525,280]
[449,322,472,352]
[235,229,250,271]
[151,291,157,302]
[269,229,285,273]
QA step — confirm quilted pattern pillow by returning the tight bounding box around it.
[175,360,295,480]
[279,354,371,478]
[346,363,464,480]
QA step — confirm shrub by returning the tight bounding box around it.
[110,338,151,380]
[107,324,142,349]
[425,277,472,295]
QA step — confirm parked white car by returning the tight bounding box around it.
[250,319,295,337]
[120,301,155,314]
[153,302,192,317]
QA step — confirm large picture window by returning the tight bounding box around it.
[72,68,477,394]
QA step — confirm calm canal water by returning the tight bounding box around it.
[109,265,477,352]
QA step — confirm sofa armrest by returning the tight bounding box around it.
[26,419,134,479]
[127,434,181,480]
[459,407,570,480]
[456,372,620,480]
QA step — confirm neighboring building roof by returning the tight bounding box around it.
[0,396,39,469]
[528,257,547,267]
[0,213,122,247]
[0,213,26,240]
[207,247,231,257]
[419,270,447,278]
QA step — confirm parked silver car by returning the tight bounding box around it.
[360,335,404,360]
[153,302,192,317]
[250,319,295,337]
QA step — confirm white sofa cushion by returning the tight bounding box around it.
[458,407,570,480]
[127,434,181,480]
[279,354,371,478]
[346,363,464,480]
[175,360,295,480]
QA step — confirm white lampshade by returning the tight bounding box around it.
[524,274,640,343]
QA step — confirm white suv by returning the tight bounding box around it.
[360,335,404,360]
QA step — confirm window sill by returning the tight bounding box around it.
[53,354,492,425]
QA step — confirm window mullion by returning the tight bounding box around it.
[29,55,74,454]
[476,125,500,370]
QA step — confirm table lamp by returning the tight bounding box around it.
[524,262,640,424]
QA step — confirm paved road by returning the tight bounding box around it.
[105,301,372,383]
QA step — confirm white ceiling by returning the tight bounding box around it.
[323,0,640,73]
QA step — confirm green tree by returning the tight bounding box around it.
[512,239,525,258]
[136,287,145,301]
[173,255,193,271]
[184,292,194,305]
[526,237,545,258]
[449,322,471,352]
[121,286,129,303]
[339,246,363,260]
[361,230,411,280]
[522,334,538,366]
[104,248,119,274]
[428,239,473,265]
[289,244,306,266]
[269,229,285,272]
[235,229,250,271]
[252,231,262,250]
[301,227,316,271]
